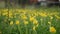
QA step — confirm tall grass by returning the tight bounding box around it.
[0,7,60,34]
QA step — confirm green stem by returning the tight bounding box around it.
[33,30,37,34]
[18,25,22,34]
[25,25,28,34]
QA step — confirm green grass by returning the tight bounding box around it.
[0,7,60,34]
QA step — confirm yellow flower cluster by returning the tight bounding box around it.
[30,16,35,21]
[15,20,20,25]
[9,12,13,18]
[2,12,8,16]
[33,19,38,25]
[0,9,60,34]
[55,15,60,19]
[2,9,8,17]
[39,12,47,17]
[49,26,56,33]
[21,14,27,20]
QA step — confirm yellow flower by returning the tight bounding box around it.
[30,16,35,21]
[50,16,53,19]
[24,20,28,25]
[55,15,60,19]
[3,9,8,11]
[33,26,36,31]
[16,20,20,25]
[34,13,38,16]
[40,18,43,21]
[36,24,39,27]
[49,26,56,33]
[39,12,47,17]
[9,12,13,18]
[10,21,14,25]
[21,15,27,20]
[48,22,51,25]
[2,12,8,16]
[33,19,38,25]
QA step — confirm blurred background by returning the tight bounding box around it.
[0,0,59,8]
[0,0,60,34]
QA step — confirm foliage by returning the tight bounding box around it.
[0,7,60,34]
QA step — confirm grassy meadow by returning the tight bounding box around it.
[0,7,60,34]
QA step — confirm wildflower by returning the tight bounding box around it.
[55,15,60,19]
[49,26,56,33]
[16,20,20,25]
[48,22,51,25]
[30,16,35,21]
[50,16,53,19]
[34,13,38,16]
[24,20,28,25]
[9,12,13,18]
[2,12,8,16]
[39,12,47,17]
[40,18,43,21]
[10,21,14,25]
[21,15,27,20]
[3,9,8,11]
[33,26,36,31]
[33,19,38,25]
[36,24,39,27]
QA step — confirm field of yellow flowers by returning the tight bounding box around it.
[0,7,60,34]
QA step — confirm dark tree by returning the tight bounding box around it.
[21,0,27,8]
[4,0,12,8]
[4,0,8,8]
